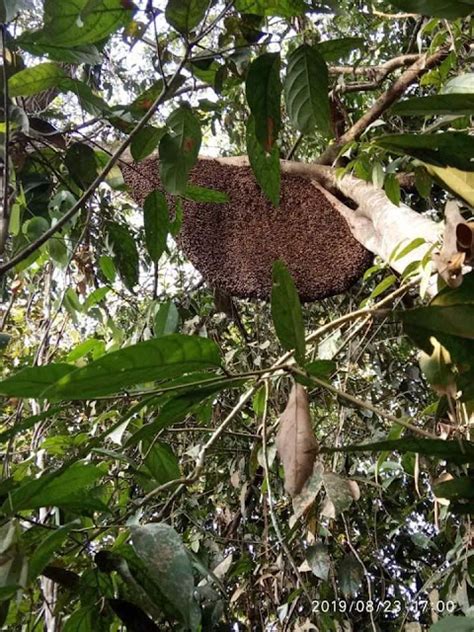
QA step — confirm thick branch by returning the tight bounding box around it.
[317,47,450,165]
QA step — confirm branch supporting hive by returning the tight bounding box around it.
[121,156,372,301]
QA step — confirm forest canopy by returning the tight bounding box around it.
[0,1,473,631]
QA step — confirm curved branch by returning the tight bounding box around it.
[316,46,450,165]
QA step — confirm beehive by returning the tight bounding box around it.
[121,157,372,301]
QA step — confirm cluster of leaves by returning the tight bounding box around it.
[0,0,473,630]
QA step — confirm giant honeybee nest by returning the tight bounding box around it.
[121,157,372,301]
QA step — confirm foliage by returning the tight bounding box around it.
[0,1,473,631]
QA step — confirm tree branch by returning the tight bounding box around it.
[316,47,450,165]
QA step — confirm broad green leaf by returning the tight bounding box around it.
[24,217,49,242]
[394,238,426,261]
[130,523,201,630]
[65,143,98,189]
[3,463,105,512]
[415,166,432,198]
[18,40,102,64]
[392,94,474,116]
[154,301,179,337]
[99,255,116,283]
[246,115,280,207]
[62,608,96,632]
[443,73,474,94]
[144,442,180,484]
[316,37,365,62]
[374,133,474,172]
[429,617,474,631]
[28,525,73,583]
[389,0,473,19]
[143,190,169,263]
[338,555,363,597]
[46,334,221,399]
[271,260,305,365]
[322,438,474,465]
[106,222,139,291]
[284,44,331,137]
[66,338,105,362]
[384,173,401,206]
[19,0,134,47]
[130,126,164,162]
[0,364,75,398]
[159,105,202,194]
[305,360,336,379]
[8,62,66,97]
[400,305,474,340]
[49,237,68,267]
[184,184,229,203]
[128,75,186,115]
[434,477,474,500]
[235,0,305,16]
[165,0,209,34]
[245,52,281,151]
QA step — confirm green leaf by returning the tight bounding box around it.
[284,44,331,137]
[165,0,209,34]
[20,0,134,47]
[8,62,66,98]
[18,40,102,64]
[130,523,201,629]
[28,524,73,583]
[106,222,139,291]
[374,133,474,172]
[271,260,305,364]
[144,442,180,484]
[388,0,474,19]
[154,301,179,337]
[62,608,96,632]
[3,463,105,512]
[130,126,164,162]
[384,173,401,206]
[322,438,474,465]
[394,237,426,261]
[184,184,229,203]
[434,477,474,500]
[415,166,432,197]
[305,360,336,379]
[246,115,280,207]
[338,554,363,597]
[45,334,221,400]
[128,75,186,115]
[159,105,202,194]
[392,94,474,116]
[370,274,397,299]
[0,364,75,398]
[65,143,98,189]
[99,255,116,283]
[245,52,281,151]
[429,616,474,632]
[235,0,305,17]
[316,37,365,62]
[400,305,474,340]
[0,407,62,444]
[143,190,169,263]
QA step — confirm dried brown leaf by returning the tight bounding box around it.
[276,384,318,496]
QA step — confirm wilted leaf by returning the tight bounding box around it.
[419,337,456,396]
[292,461,324,519]
[276,384,317,496]
[307,544,331,581]
[322,472,357,517]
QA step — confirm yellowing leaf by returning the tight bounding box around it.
[426,164,474,206]
[276,384,317,496]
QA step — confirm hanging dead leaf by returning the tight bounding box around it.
[276,384,318,496]
[432,200,473,287]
